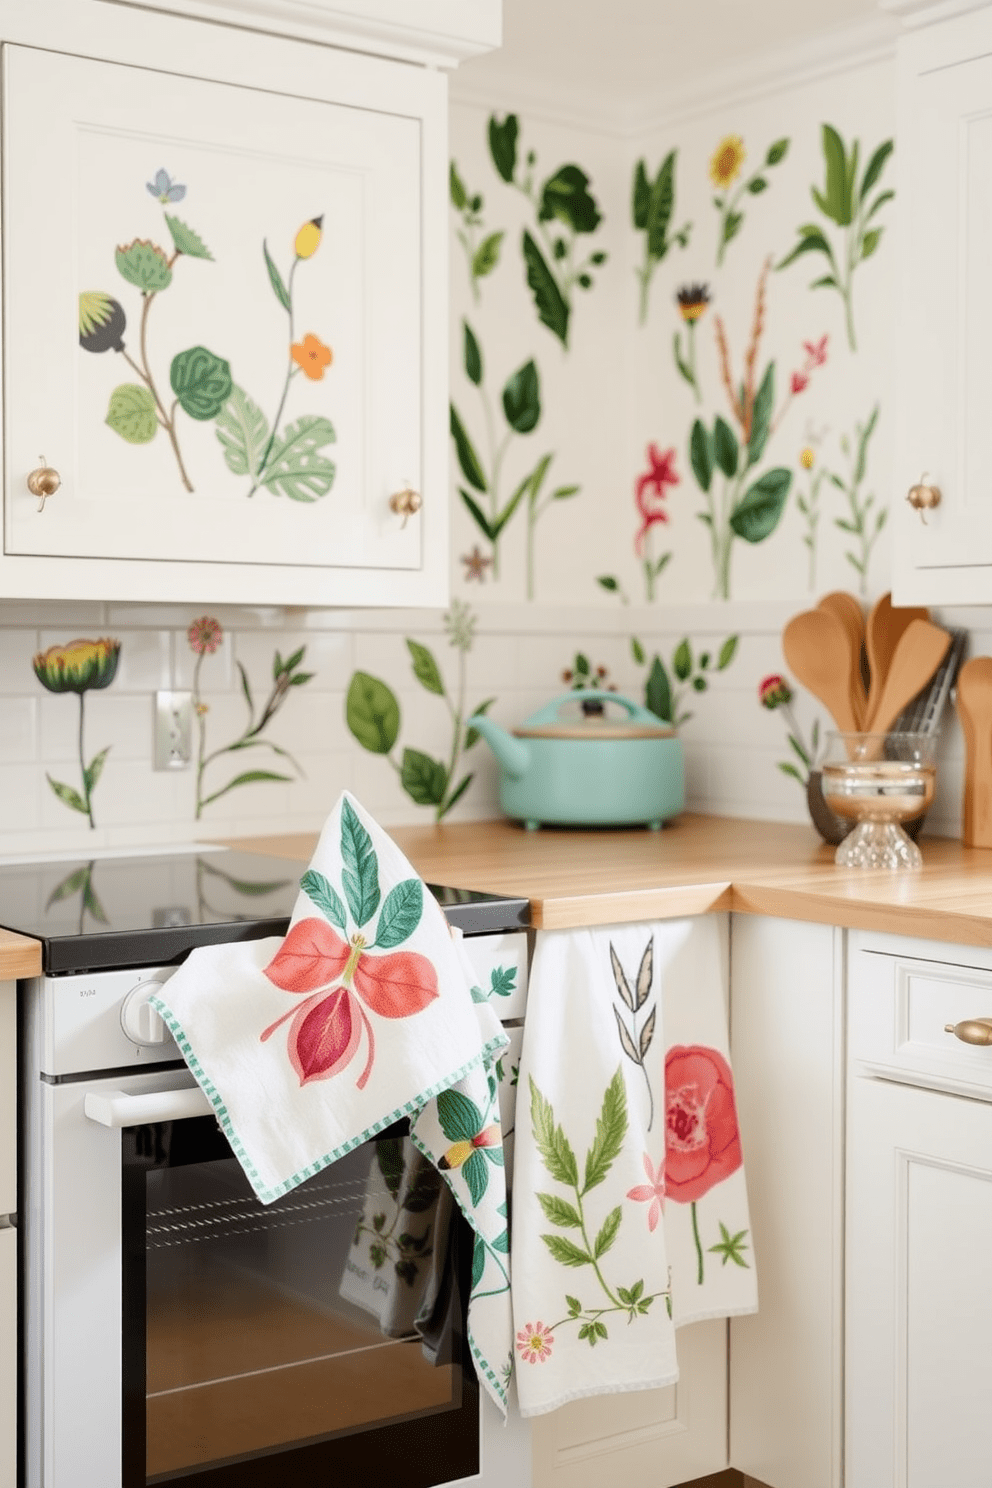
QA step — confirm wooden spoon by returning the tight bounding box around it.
[818,591,867,727]
[865,593,930,719]
[956,657,992,848]
[863,618,951,736]
[782,609,863,734]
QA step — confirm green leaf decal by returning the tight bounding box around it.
[730,467,792,543]
[766,138,790,166]
[401,748,448,806]
[169,346,233,421]
[522,231,569,348]
[450,405,488,492]
[106,384,158,445]
[375,878,423,949]
[346,673,400,754]
[860,139,893,199]
[718,636,739,669]
[340,797,380,927]
[861,228,882,261]
[583,1069,628,1194]
[530,1077,579,1188]
[747,363,775,468]
[502,359,541,434]
[645,656,673,723]
[713,416,739,479]
[463,321,483,386]
[301,869,347,930]
[538,165,602,235]
[593,1205,622,1259]
[463,1150,489,1206]
[465,696,496,750]
[821,124,852,225]
[673,640,692,682]
[537,1193,583,1228]
[472,231,504,280]
[632,160,651,229]
[216,385,270,477]
[163,214,213,260]
[263,240,291,310]
[646,152,675,260]
[198,769,293,809]
[115,240,172,291]
[257,416,336,502]
[406,639,445,696]
[542,1235,592,1268]
[690,419,713,492]
[488,114,519,183]
[437,1087,484,1143]
[460,488,496,542]
[449,161,468,211]
[46,776,88,814]
[83,747,110,796]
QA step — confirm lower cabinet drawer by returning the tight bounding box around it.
[850,932,992,1100]
[461,931,529,1020]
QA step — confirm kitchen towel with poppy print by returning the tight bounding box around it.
[510,916,756,1417]
[150,790,514,1413]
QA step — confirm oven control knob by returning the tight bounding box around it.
[121,982,172,1047]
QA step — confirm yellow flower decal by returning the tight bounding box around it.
[800,447,815,470]
[291,334,333,381]
[33,638,121,694]
[709,135,745,189]
[294,216,324,260]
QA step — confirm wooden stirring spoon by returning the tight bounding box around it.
[865,593,929,720]
[863,618,951,736]
[957,657,992,849]
[782,609,863,734]
[818,592,866,727]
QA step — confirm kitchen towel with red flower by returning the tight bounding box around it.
[511,917,756,1416]
[149,791,513,1414]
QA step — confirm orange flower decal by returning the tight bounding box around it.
[291,333,332,381]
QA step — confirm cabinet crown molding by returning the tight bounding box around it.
[879,0,992,27]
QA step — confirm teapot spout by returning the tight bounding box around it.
[467,714,529,780]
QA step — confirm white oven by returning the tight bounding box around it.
[10,853,531,1488]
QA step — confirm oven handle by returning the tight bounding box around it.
[83,1085,213,1128]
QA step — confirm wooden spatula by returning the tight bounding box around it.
[865,593,930,719]
[818,591,866,727]
[782,609,863,734]
[863,618,951,736]
[957,657,992,848]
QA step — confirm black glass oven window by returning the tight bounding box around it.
[122,1118,479,1486]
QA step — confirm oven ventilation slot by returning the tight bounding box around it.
[146,1172,368,1250]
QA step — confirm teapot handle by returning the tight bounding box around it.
[523,689,672,729]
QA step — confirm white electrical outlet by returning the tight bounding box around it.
[154,691,193,770]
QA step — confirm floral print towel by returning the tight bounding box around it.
[511,916,756,1417]
[151,791,512,1414]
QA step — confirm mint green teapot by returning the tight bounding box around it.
[468,689,684,831]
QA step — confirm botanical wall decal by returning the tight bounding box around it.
[33,638,121,828]
[710,133,790,266]
[759,672,821,787]
[796,443,827,590]
[777,127,893,351]
[633,635,739,729]
[345,602,494,821]
[188,616,314,819]
[487,114,607,350]
[450,320,580,598]
[631,152,691,324]
[825,404,885,597]
[450,161,505,302]
[672,283,711,401]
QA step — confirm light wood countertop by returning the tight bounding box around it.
[220,814,992,949]
[0,927,42,980]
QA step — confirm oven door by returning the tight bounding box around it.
[24,1065,505,1488]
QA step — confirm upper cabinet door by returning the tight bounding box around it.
[0,41,448,605]
[892,12,992,605]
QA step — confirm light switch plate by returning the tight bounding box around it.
[154,691,193,770]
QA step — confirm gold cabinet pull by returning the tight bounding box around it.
[389,487,422,528]
[906,472,941,525]
[944,1017,992,1046]
[27,458,61,512]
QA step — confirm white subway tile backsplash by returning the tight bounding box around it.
[0,697,37,763]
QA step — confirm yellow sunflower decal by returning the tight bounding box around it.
[709,135,746,189]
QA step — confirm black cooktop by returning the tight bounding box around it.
[0,849,529,974]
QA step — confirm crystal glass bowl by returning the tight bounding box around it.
[819,732,937,869]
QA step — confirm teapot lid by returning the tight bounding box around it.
[514,689,675,740]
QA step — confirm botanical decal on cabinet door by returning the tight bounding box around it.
[32,637,121,829]
[187,615,314,819]
[261,798,437,1088]
[345,602,495,822]
[631,152,692,325]
[450,322,581,597]
[79,176,336,500]
[665,1044,749,1283]
[777,127,894,351]
[488,114,607,350]
[710,133,790,267]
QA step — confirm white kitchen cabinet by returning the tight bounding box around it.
[0,0,453,607]
[0,980,14,1218]
[729,916,845,1488]
[891,4,992,604]
[0,1226,13,1488]
[846,930,992,1488]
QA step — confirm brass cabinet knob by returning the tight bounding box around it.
[944,1017,992,1046]
[389,487,422,528]
[27,458,60,512]
[906,473,941,524]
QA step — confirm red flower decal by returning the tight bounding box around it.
[261,917,439,1088]
[664,1045,743,1203]
[790,370,810,395]
[634,443,679,556]
[803,335,828,367]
